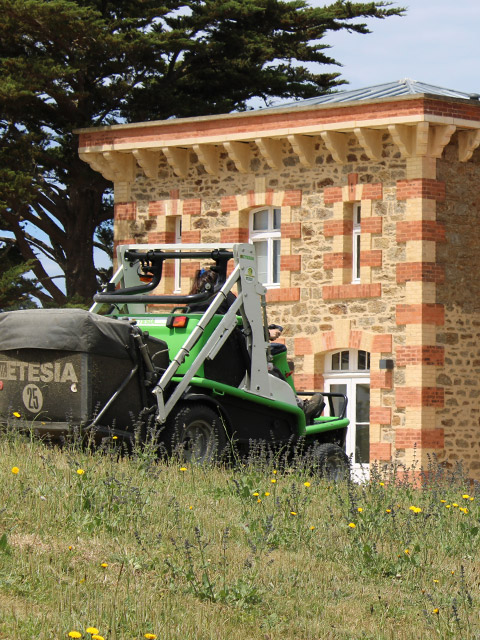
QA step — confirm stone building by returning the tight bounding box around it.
[78,79,480,478]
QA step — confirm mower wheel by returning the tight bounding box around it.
[308,442,350,481]
[164,403,227,463]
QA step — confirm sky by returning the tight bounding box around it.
[307,0,480,95]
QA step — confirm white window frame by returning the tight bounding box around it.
[352,203,361,283]
[249,207,281,288]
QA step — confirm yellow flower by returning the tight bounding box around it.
[92,636,104,640]
[112,435,118,440]
[309,525,315,530]
[11,466,19,475]
[76,469,85,475]
[462,494,470,499]
[272,470,277,475]
[264,492,270,496]
[271,478,276,483]
[433,579,439,584]
[290,511,297,516]
[12,412,21,418]
[144,634,157,639]
[68,633,82,639]
[257,498,262,503]
[445,504,451,509]
[348,523,356,529]
[440,499,446,503]
[385,509,392,513]
[404,549,410,555]
[379,482,385,486]
[86,629,99,635]
[460,507,469,514]
[409,506,422,513]
[252,492,259,496]
[452,503,459,508]
[179,467,187,472]
[304,481,311,487]
[68,545,73,551]
[100,562,108,568]
[433,608,439,615]
[470,497,475,501]
[189,505,193,510]
[357,507,363,513]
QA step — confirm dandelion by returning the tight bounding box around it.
[112,435,118,440]
[86,628,99,635]
[100,562,108,568]
[179,467,187,472]
[440,499,446,503]
[409,506,422,513]
[12,412,21,418]
[433,608,439,615]
[309,526,315,530]
[452,503,459,508]
[264,492,270,496]
[290,511,297,516]
[252,492,259,496]
[76,469,85,475]
[271,478,277,484]
[189,506,193,510]
[357,507,363,513]
[348,523,356,529]
[304,481,311,487]
[144,634,157,639]
[379,482,385,487]
[462,494,470,499]
[272,469,277,475]
[404,549,410,555]
[445,504,451,509]
[470,496,475,501]
[460,507,469,514]
[433,579,439,584]
[385,509,392,513]
[92,636,104,640]
[68,546,73,551]
[11,466,19,475]
[68,633,82,639]
[257,498,262,503]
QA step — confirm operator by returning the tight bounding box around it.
[188,268,324,423]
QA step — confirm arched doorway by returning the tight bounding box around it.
[323,349,370,479]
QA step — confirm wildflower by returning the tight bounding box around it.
[440,499,446,503]
[92,636,105,640]
[470,497,475,501]
[433,608,439,615]
[112,435,118,440]
[12,412,21,418]
[310,525,315,530]
[404,549,410,555]
[68,546,73,551]
[189,506,193,510]
[462,494,470,499]
[68,633,82,639]
[271,478,276,483]
[86,629,99,635]
[348,523,356,529]
[179,467,187,472]
[290,511,297,516]
[257,498,262,503]
[100,563,108,568]
[452,503,459,508]
[433,579,439,584]
[460,507,469,514]
[385,509,392,513]
[264,492,270,496]
[272,470,277,475]
[304,481,311,487]
[144,634,157,639]
[445,504,451,509]
[252,492,259,496]
[379,482,385,487]
[76,469,85,475]
[11,466,19,475]
[357,507,363,513]
[409,506,422,513]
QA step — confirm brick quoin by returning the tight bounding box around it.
[396,387,444,407]
[281,222,302,239]
[295,373,324,391]
[183,198,202,215]
[396,303,444,325]
[294,337,313,356]
[280,255,301,271]
[148,201,165,217]
[181,261,201,277]
[370,370,393,390]
[247,191,256,208]
[360,250,382,267]
[361,217,382,234]
[348,173,358,200]
[323,331,335,350]
[114,202,136,221]
[323,283,381,300]
[162,262,175,277]
[349,330,362,349]
[370,443,392,461]
[147,231,175,243]
[220,228,249,243]
[396,220,446,243]
[396,179,446,201]
[181,230,201,243]
[282,189,302,207]
[324,252,352,269]
[396,345,445,366]
[265,288,301,303]
[396,262,445,284]
[395,428,444,449]
[323,187,343,204]
[265,188,274,206]
[362,183,383,200]
[370,407,392,424]
[323,220,353,236]
[220,195,238,212]
[371,334,392,353]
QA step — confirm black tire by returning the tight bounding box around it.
[163,402,227,463]
[308,442,350,481]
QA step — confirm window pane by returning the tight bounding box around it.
[355,424,370,464]
[341,351,350,370]
[331,353,340,370]
[253,209,268,231]
[273,208,281,230]
[355,234,361,279]
[355,205,361,225]
[356,383,370,423]
[358,350,369,370]
[255,240,268,283]
[355,383,370,464]
[272,239,280,283]
[330,383,347,417]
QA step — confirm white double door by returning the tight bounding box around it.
[324,375,370,480]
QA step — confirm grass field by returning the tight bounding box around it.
[0,426,479,640]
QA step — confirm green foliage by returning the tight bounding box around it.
[0,240,38,310]
[0,0,404,308]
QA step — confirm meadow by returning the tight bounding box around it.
[0,425,479,640]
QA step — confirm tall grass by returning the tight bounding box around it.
[0,424,479,640]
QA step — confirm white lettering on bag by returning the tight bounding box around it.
[0,360,78,384]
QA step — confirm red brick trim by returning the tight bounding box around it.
[371,334,393,353]
[147,231,175,243]
[183,198,202,215]
[282,189,302,207]
[294,373,324,391]
[181,230,201,243]
[148,200,165,217]
[281,222,301,239]
[362,183,383,200]
[395,428,444,449]
[324,252,352,269]
[349,330,362,349]
[370,370,393,390]
[396,179,446,201]
[182,261,201,277]
[361,217,382,234]
[323,220,353,236]
[360,250,382,267]
[221,195,238,212]
[323,187,343,204]
[370,443,392,461]
[396,262,445,284]
[265,287,301,302]
[323,283,381,300]
[396,304,444,325]
[162,262,175,277]
[396,387,444,407]
[115,202,136,221]
[281,255,301,271]
[294,337,313,356]
[370,407,392,424]
[396,346,445,366]
[220,228,249,243]
[348,173,358,200]
[396,220,446,243]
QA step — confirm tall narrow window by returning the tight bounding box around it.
[174,217,182,293]
[249,207,281,286]
[352,203,361,283]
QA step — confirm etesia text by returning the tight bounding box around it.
[0,361,78,384]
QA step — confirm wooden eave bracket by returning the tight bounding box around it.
[132,149,160,179]
[320,131,349,163]
[79,151,135,182]
[288,134,315,167]
[223,141,250,173]
[193,144,219,175]
[255,137,283,170]
[458,129,480,162]
[354,127,383,160]
[388,122,456,158]
[162,146,189,178]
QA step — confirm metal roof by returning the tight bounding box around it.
[269,79,480,109]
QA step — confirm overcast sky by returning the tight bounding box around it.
[308,0,480,95]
